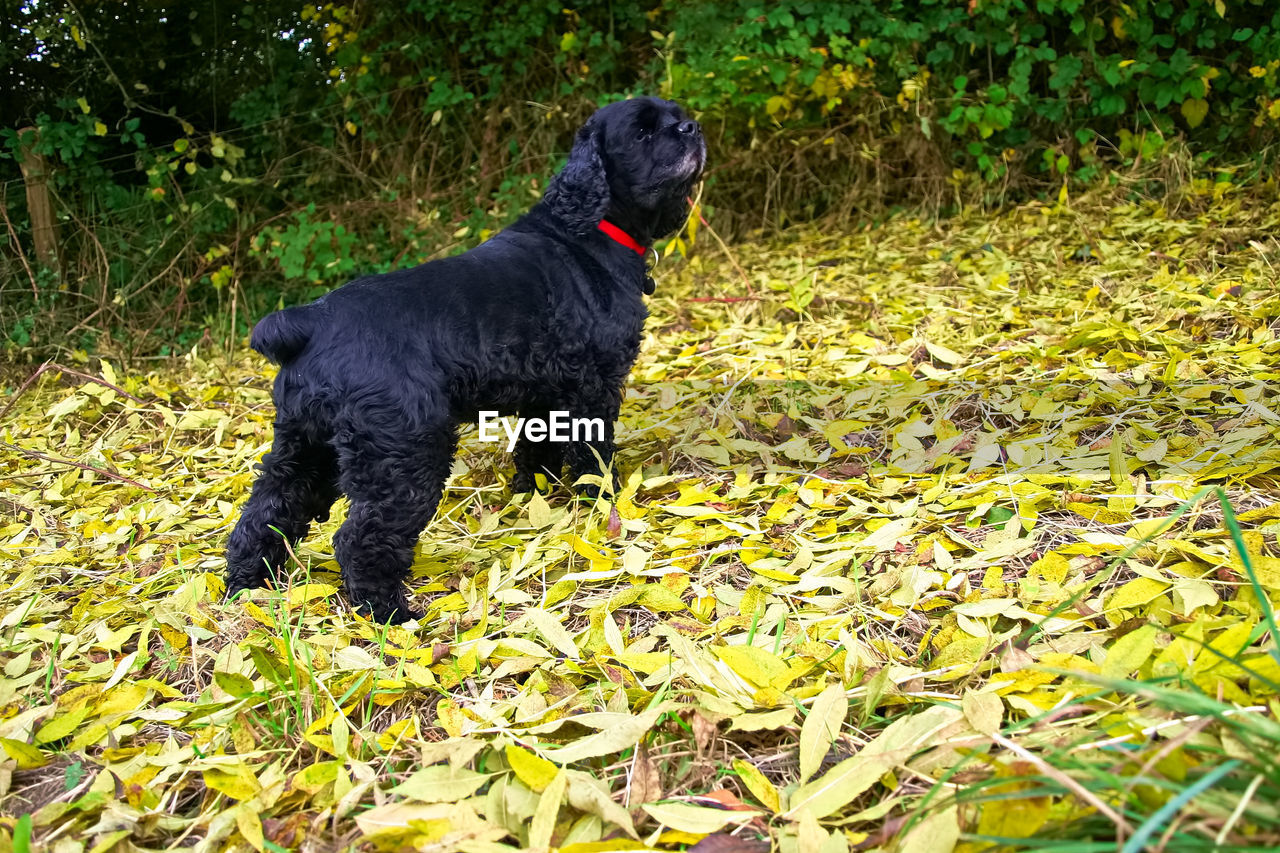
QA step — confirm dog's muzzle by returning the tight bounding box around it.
[675,122,707,180]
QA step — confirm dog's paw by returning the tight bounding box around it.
[358,598,423,626]
[573,471,620,500]
[574,483,603,501]
[513,469,557,494]
[224,580,265,601]
[378,608,423,626]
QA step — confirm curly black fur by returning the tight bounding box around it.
[226,97,705,623]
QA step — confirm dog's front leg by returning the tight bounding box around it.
[512,415,564,493]
[561,392,622,499]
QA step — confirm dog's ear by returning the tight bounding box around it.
[544,116,609,234]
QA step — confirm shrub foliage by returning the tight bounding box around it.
[2,0,1279,353]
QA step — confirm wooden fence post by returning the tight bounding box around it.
[16,126,59,271]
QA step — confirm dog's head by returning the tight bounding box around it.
[545,97,705,241]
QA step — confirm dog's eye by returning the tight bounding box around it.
[635,128,652,142]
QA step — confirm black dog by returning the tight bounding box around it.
[226,97,705,623]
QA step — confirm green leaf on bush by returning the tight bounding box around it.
[1181,98,1209,128]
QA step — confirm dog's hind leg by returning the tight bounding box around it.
[225,425,339,597]
[332,426,455,624]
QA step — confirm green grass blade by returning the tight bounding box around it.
[1120,759,1241,853]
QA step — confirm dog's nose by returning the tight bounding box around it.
[676,120,700,135]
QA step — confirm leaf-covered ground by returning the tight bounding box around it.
[3,185,1280,852]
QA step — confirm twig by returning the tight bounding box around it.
[47,363,148,406]
[0,360,54,423]
[1075,705,1268,751]
[689,188,755,296]
[1123,715,1213,798]
[65,233,194,344]
[0,441,155,492]
[63,0,177,123]
[0,468,63,484]
[0,361,150,425]
[1216,772,1265,846]
[990,731,1131,835]
[0,494,58,528]
[0,200,38,296]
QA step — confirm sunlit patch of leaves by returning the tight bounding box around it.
[2,183,1280,851]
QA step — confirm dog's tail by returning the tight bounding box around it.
[250,305,316,364]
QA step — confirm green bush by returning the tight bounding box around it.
[663,0,1280,181]
[2,0,1279,355]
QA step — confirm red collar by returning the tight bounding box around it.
[597,220,646,256]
